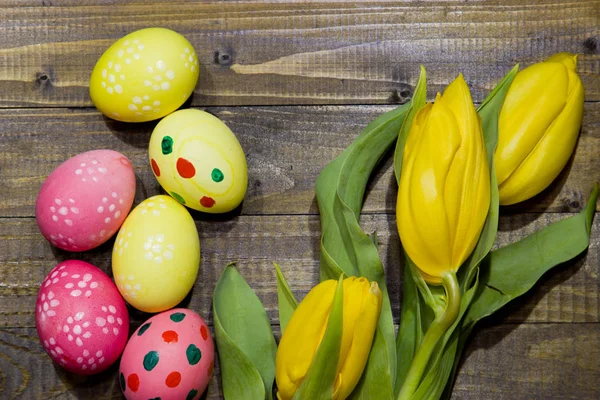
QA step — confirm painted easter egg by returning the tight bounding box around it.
[119,308,214,400]
[148,109,248,213]
[112,195,200,313]
[35,149,136,252]
[35,260,129,375]
[90,28,199,122]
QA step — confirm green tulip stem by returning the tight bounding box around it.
[397,270,461,400]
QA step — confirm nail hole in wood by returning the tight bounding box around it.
[583,36,598,54]
[214,50,233,66]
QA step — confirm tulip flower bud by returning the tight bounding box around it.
[275,277,382,400]
[396,74,490,284]
[495,52,585,205]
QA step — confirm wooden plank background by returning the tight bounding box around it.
[0,1,599,399]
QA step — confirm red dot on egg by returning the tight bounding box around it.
[120,157,131,166]
[128,373,140,393]
[200,196,215,208]
[162,330,179,344]
[166,371,182,388]
[176,158,196,178]
[208,360,214,377]
[151,159,161,177]
[200,325,209,341]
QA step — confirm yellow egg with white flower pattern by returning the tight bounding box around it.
[112,195,200,313]
[90,28,199,122]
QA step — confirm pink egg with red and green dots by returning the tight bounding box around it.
[148,109,248,214]
[35,260,129,375]
[119,308,214,400]
[35,149,136,251]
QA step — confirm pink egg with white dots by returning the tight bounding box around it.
[35,260,129,375]
[119,308,214,400]
[35,149,136,251]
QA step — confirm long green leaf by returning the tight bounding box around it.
[292,275,344,400]
[213,314,266,400]
[465,183,598,326]
[350,327,394,399]
[394,65,427,183]
[274,262,298,334]
[213,264,278,400]
[317,102,412,279]
[315,86,419,398]
[441,184,599,399]
[394,257,424,395]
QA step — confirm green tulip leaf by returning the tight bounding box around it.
[292,275,344,400]
[315,84,418,397]
[350,327,394,400]
[465,183,598,327]
[213,264,278,400]
[394,257,424,395]
[274,262,298,334]
[315,66,427,399]
[394,65,428,183]
[213,314,265,400]
[439,184,599,399]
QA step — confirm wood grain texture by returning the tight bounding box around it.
[1,104,599,217]
[1,213,598,330]
[0,0,598,107]
[1,323,599,399]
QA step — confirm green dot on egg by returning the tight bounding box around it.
[186,344,202,365]
[211,168,224,182]
[186,389,199,400]
[161,136,173,155]
[119,372,126,392]
[143,350,160,371]
[137,322,151,336]
[170,312,186,322]
[170,191,186,205]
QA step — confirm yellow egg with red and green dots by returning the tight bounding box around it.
[90,28,199,123]
[148,109,248,213]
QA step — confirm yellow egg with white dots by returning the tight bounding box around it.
[90,28,199,122]
[112,195,200,313]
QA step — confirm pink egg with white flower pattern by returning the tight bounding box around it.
[35,149,136,251]
[35,260,129,375]
[119,308,214,400]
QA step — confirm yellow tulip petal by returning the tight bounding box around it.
[498,67,584,204]
[397,73,490,284]
[496,52,584,205]
[333,281,382,400]
[276,277,383,400]
[496,61,569,185]
[439,74,489,267]
[275,279,337,400]
[398,100,461,279]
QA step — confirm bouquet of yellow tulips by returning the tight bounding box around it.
[211,53,597,400]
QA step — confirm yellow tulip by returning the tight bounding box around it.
[396,74,490,284]
[275,277,382,400]
[495,52,585,205]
